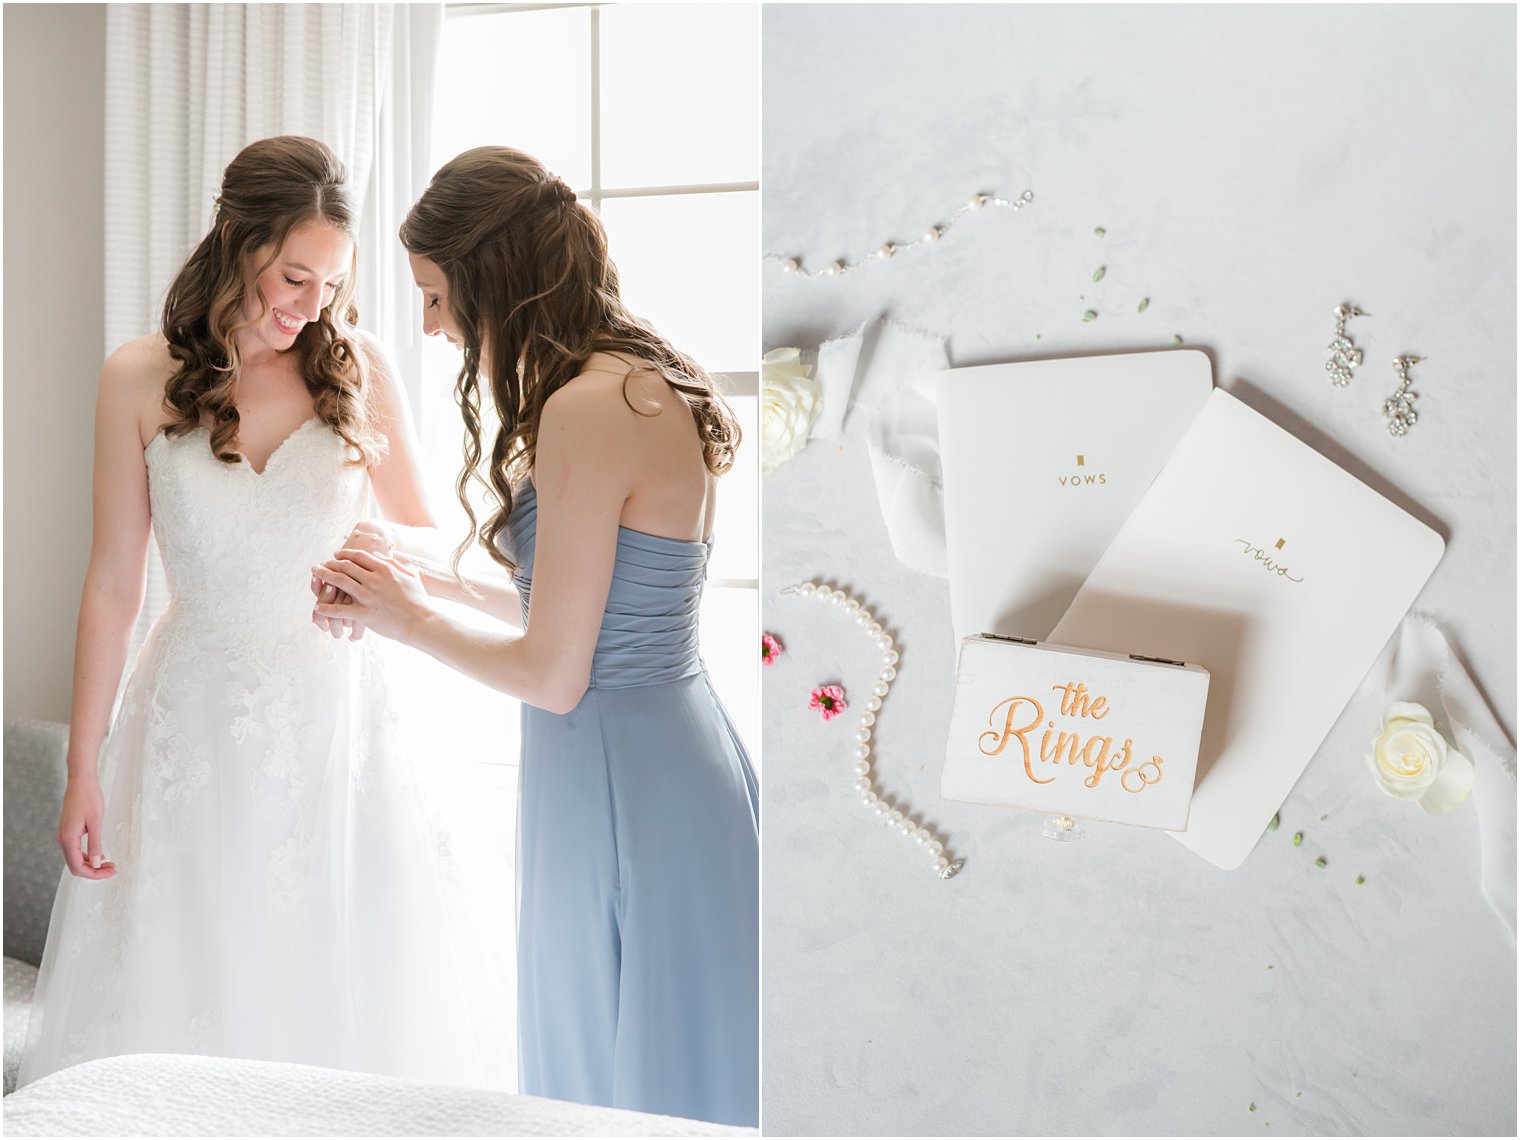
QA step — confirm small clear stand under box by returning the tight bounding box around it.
[1041,814,1085,842]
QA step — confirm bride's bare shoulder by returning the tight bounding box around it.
[100,334,179,441]
[103,333,177,391]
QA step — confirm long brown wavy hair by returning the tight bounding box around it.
[160,135,379,465]
[398,146,741,573]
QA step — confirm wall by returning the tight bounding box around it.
[4,5,108,723]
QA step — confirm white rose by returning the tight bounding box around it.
[761,347,822,475]
[1365,701,1474,815]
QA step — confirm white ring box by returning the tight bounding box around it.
[941,635,1211,831]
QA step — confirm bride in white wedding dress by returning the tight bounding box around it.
[18,137,512,1089]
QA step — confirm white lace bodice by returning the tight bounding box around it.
[145,418,367,636]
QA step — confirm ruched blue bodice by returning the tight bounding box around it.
[497,477,758,1127]
[501,482,709,689]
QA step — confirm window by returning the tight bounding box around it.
[404,3,760,797]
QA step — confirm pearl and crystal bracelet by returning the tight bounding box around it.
[763,190,1034,280]
[780,581,965,880]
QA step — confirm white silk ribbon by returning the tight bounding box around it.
[1365,614,1518,942]
[809,320,868,441]
[809,316,951,577]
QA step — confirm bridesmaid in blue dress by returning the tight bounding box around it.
[313,147,758,1127]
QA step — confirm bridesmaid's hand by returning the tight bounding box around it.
[313,549,431,644]
[58,776,116,879]
[309,523,395,641]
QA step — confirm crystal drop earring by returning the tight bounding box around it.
[1325,303,1368,387]
[1383,355,1422,436]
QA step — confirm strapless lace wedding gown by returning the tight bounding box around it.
[19,419,513,1090]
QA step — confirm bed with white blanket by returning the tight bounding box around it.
[2,1053,756,1137]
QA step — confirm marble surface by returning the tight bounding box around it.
[760,5,1516,1136]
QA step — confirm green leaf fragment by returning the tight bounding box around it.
[1315,856,1327,868]
[1171,334,1183,344]
[1138,297,1150,313]
[1356,874,1365,885]
[1249,1103,1256,1113]
[1083,310,1098,323]
[1292,831,1302,846]
[1267,813,1279,832]
[1320,814,1327,821]
[1093,266,1106,283]
[1094,227,1106,237]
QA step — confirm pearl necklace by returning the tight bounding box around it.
[764,190,1034,280]
[781,581,966,880]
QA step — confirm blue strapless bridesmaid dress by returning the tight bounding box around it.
[501,483,758,1128]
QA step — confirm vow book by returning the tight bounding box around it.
[937,350,1213,646]
[1050,388,1445,869]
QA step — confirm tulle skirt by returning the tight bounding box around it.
[18,610,515,1090]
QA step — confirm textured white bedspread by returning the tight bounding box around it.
[2,1053,756,1137]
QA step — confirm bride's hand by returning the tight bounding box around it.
[310,524,393,641]
[57,776,116,879]
[338,520,398,558]
[313,548,431,644]
[310,577,366,642]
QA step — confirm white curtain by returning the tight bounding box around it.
[356,5,442,426]
[103,2,442,653]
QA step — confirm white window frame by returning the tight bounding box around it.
[438,0,760,683]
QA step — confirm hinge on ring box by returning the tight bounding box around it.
[982,633,1037,645]
[1129,652,1187,667]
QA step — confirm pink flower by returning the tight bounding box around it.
[762,633,783,665]
[810,684,848,720]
